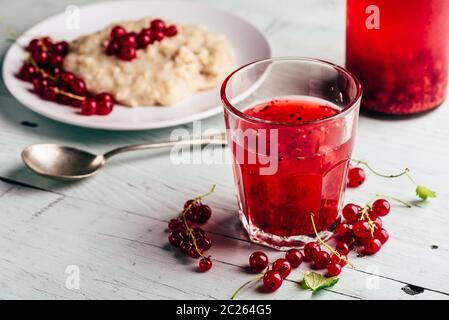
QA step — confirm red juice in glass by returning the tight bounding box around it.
[346,0,449,115]
[222,58,362,250]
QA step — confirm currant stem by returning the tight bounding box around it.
[310,213,355,269]
[351,159,410,179]
[231,273,265,300]
[375,194,414,208]
[27,56,57,81]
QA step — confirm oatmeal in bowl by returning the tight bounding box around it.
[63,17,235,107]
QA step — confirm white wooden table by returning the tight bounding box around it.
[1,0,449,300]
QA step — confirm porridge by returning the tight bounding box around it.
[64,17,235,107]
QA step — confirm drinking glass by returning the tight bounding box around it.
[221,58,362,250]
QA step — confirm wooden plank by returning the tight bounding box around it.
[0,180,448,299]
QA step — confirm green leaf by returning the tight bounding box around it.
[299,271,339,293]
[416,185,436,200]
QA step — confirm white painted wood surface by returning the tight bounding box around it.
[1,0,449,300]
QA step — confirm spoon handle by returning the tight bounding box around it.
[103,132,228,159]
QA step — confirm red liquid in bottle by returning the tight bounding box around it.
[230,98,355,247]
[346,0,449,115]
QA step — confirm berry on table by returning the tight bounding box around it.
[199,258,212,272]
[371,199,391,217]
[312,251,330,269]
[334,223,353,238]
[304,242,321,262]
[363,238,382,255]
[353,220,372,239]
[285,249,303,268]
[336,241,351,256]
[249,251,269,272]
[327,263,342,277]
[195,204,212,225]
[342,203,361,223]
[347,167,366,188]
[374,228,389,244]
[263,270,283,292]
[272,259,291,279]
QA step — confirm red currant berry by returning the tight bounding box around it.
[96,98,114,115]
[119,46,137,61]
[285,249,303,268]
[32,78,48,94]
[371,199,391,217]
[27,39,43,52]
[59,71,75,86]
[41,87,58,101]
[41,36,53,47]
[374,228,389,244]
[312,251,330,269]
[353,221,372,240]
[179,241,190,254]
[334,223,353,238]
[70,78,87,95]
[199,257,212,272]
[153,31,165,42]
[164,25,178,37]
[111,25,127,39]
[336,241,350,256]
[80,98,97,116]
[263,270,283,292]
[363,238,382,255]
[97,92,114,102]
[249,251,269,273]
[372,216,383,229]
[106,40,120,55]
[31,50,49,66]
[196,235,211,252]
[120,33,137,48]
[168,218,182,230]
[327,263,342,277]
[137,31,152,49]
[18,63,37,81]
[188,246,201,259]
[342,203,361,223]
[150,19,165,31]
[51,53,64,67]
[52,41,69,56]
[192,227,205,238]
[304,242,320,262]
[347,167,366,188]
[168,231,182,247]
[195,204,212,225]
[52,67,62,77]
[272,259,291,279]
[331,253,347,267]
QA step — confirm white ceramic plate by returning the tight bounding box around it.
[2,1,271,130]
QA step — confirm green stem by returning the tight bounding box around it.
[375,194,414,208]
[231,273,264,300]
[351,159,410,179]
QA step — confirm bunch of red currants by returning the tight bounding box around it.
[18,37,115,116]
[106,19,178,61]
[168,198,213,272]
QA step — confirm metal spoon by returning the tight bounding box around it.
[21,133,228,181]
